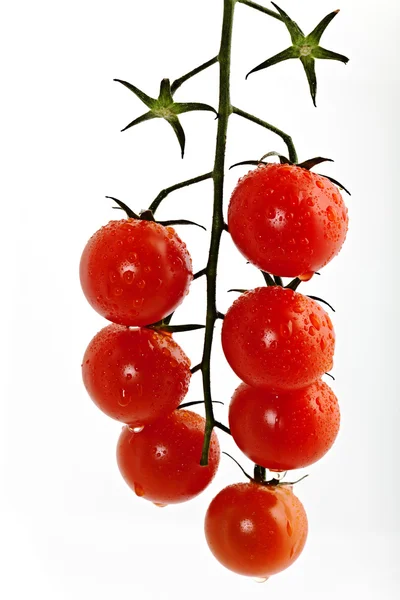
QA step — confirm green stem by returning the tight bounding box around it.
[171,57,219,95]
[238,0,282,20]
[149,172,213,215]
[200,0,235,466]
[232,107,298,163]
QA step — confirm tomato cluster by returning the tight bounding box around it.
[80,163,347,582]
[80,219,220,503]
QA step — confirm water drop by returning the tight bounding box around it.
[134,482,145,497]
[153,503,168,508]
[253,577,269,584]
[118,390,132,407]
[137,279,146,289]
[114,287,123,297]
[129,425,144,433]
[123,270,134,284]
[316,180,324,189]
[310,313,321,330]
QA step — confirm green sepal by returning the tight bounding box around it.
[158,219,206,231]
[247,4,349,106]
[297,157,333,170]
[165,115,186,158]
[171,102,217,117]
[148,324,206,333]
[246,46,300,79]
[300,55,317,106]
[312,46,349,64]
[106,196,139,219]
[114,79,155,108]
[120,111,157,133]
[271,3,305,45]
[306,10,340,45]
[114,76,217,157]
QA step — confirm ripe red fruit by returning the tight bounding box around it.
[229,380,340,471]
[228,163,349,277]
[80,219,193,326]
[221,286,335,390]
[205,483,308,578]
[82,325,191,426]
[117,410,220,505]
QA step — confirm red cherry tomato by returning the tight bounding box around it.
[80,219,193,326]
[229,380,340,471]
[228,164,349,277]
[117,410,220,505]
[205,482,308,578]
[221,286,335,390]
[82,325,191,426]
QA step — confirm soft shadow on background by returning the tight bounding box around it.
[1,1,399,598]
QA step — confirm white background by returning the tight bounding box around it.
[1,0,399,598]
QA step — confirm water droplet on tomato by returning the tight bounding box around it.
[316,180,324,189]
[123,270,134,284]
[327,206,337,222]
[153,503,168,508]
[310,313,321,330]
[109,271,118,283]
[280,321,293,338]
[129,425,144,433]
[118,389,132,407]
[299,272,314,282]
[253,578,269,584]
[134,482,145,497]
[114,287,123,297]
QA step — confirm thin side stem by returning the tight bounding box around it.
[149,173,213,215]
[238,0,282,21]
[200,0,235,466]
[232,106,298,163]
[171,57,219,94]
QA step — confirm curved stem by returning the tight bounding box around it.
[171,57,219,94]
[149,173,213,215]
[200,0,235,466]
[232,107,298,163]
[238,0,282,21]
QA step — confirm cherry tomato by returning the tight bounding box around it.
[205,482,308,578]
[228,163,349,277]
[117,410,220,505]
[221,286,335,390]
[229,380,340,471]
[80,219,193,326]
[82,325,191,426]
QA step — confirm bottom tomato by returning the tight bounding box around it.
[117,410,220,505]
[205,483,308,578]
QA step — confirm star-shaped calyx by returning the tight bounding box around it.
[246,3,349,106]
[114,77,217,157]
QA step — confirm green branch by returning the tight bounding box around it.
[149,172,213,215]
[171,57,219,94]
[238,0,282,21]
[232,106,298,163]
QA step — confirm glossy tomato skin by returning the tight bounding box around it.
[228,164,349,277]
[80,219,193,326]
[222,286,335,390]
[229,380,340,471]
[117,410,220,505]
[205,483,308,578]
[82,325,191,426]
